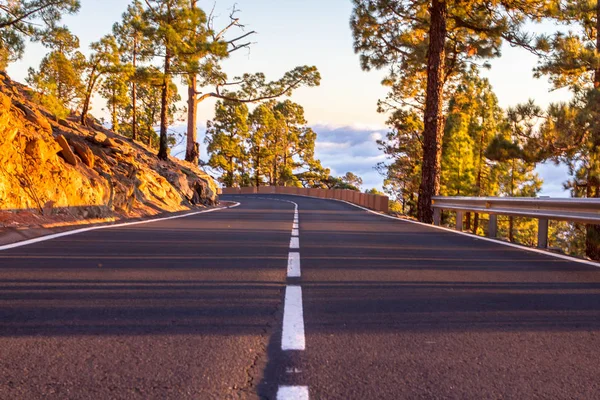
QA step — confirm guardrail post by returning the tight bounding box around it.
[433,208,441,226]
[538,218,549,249]
[456,211,464,231]
[488,214,497,238]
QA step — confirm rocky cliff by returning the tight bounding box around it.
[0,72,219,229]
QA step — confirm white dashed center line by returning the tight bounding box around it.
[287,252,301,277]
[277,385,309,400]
[264,199,308,399]
[290,237,300,249]
[281,285,306,350]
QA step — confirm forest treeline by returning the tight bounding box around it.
[351,0,600,260]
[205,99,369,190]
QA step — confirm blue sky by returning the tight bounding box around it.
[7,0,573,196]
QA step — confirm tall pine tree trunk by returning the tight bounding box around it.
[131,81,137,139]
[585,1,600,260]
[80,93,92,125]
[80,67,98,126]
[417,0,448,223]
[158,53,171,160]
[283,153,289,187]
[474,125,486,233]
[111,89,118,131]
[131,40,138,141]
[508,159,515,243]
[255,154,261,187]
[272,157,278,186]
[185,74,200,165]
[586,185,600,260]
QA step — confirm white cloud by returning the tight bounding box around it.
[535,162,570,198]
[369,132,384,141]
[312,125,386,189]
[316,141,352,151]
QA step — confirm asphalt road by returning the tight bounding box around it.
[1,194,600,399]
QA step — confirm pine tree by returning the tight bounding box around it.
[26,26,84,114]
[441,116,475,196]
[99,72,130,132]
[248,103,276,186]
[492,152,542,245]
[156,3,322,166]
[142,0,207,160]
[486,103,543,243]
[0,0,79,69]
[79,35,122,125]
[189,65,321,166]
[207,98,323,188]
[342,172,363,189]
[351,0,547,223]
[441,67,504,230]
[135,76,181,148]
[365,188,385,195]
[376,109,424,218]
[534,0,600,260]
[182,2,229,165]
[112,0,152,140]
[205,100,250,187]
[272,100,319,186]
[296,160,332,188]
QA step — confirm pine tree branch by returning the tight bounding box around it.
[214,18,240,41]
[143,0,157,17]
[228,31,255,45]
[0,0,65,29]
[228,41,252,53]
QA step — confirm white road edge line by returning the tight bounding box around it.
[277,385,309,400]
[290,237,300,249]
[335,199,600,268]
[293,223,299,229]
[291,228,299,237]
[245,194,600,268]
[0,202,241,251]
[281,285,306,350]
[287,252,301,278]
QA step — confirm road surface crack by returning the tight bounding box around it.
[236,285,284,398]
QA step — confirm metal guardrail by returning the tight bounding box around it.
[432,196,600,249]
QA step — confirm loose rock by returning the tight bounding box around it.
[103,137,119,148]
[72,141,95,168]
[92,132,107,145]
[56,135,78,166]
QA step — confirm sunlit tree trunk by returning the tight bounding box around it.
[185,74,200,165]
[157,52,171,160]
[131,38,138,141]
[585,1,600,260]
[417,0,447,223]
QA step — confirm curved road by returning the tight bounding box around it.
[0,194,599,399]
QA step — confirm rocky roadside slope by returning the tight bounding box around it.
[0,71,219,234]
